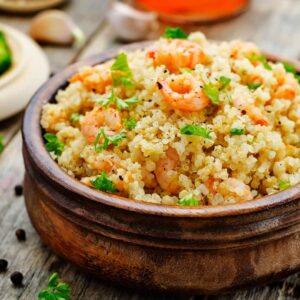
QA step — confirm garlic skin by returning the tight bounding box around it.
[29,10,85,46]
[107,2,158,42]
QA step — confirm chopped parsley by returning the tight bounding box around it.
[70,112,80,122]
[203,83,220,104]
[247,53,272,70]
[44,133,64,156]
[278,180,290,190]
[179,67,192,73]
[124,118,137,130]
[178,194,199,206]
[0,134,4,154]
[283,62,296,74]
[219,76,231,90]
[230,128,244,135]
[111,52,135,88]
[283,62,300,83]
[180,124,212,139]
[38,272,70,300]
[90,171,118,193]
[94,128,126,152]
[247,82,262,90]
[163,27,188,39]
[96,90,139,111]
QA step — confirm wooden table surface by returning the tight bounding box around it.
[1,0,300,299]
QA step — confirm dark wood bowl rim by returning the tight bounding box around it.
[22,41,300,218]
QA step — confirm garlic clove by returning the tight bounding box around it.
[107,2,158,42]
[29,10,85,46]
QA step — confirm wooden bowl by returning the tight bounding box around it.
[22,42,300,295]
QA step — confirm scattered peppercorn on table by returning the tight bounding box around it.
[1,0,300,299]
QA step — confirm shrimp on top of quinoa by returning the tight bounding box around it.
[41,27,300,206]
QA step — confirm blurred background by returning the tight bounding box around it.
[1,0,300,299]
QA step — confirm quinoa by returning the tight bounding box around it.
[41,31,300,206]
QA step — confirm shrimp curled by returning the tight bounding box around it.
[155,147,181,195]
[80,108,122,144]
[157,73,209,112]
[148,39,206,73]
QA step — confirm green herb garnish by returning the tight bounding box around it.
[219,76,231,90]
[0,134,4,154]
[94,128,126,152]
[180,124,212,139]
[178,193,199,206]
[91,171,118,193]
[247,82,262,90]
[163,27,188,39]
[96,90,138,111]
[38,272,70,300]
[278,180,290,190]
[70,112,80,122]
[203,83,220,104]
[124,118,137,130]
[179,67,192,73]
[44,133,64,156]
[230,128,244,135]
[247,53,272,70]
[282,62,300,84]
[111,52,135,88]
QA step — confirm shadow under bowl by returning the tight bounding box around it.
[22,42,300,295]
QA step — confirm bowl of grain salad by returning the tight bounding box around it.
[22,28,300,294]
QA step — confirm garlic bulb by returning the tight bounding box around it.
[29,10,85,46]
[107,2,158,42]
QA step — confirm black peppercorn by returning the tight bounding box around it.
[10,271,23,286]
[14,185,23,196]
[15,229,26,241]
[0,259,8,272]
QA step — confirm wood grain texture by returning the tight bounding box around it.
[2,0,300,299]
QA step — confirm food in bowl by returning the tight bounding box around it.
[0,31,12,75]
[41,28,300,206]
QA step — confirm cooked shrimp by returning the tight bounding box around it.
[80,108,122,144]
[69,67,112,94]
[155,147,181,194]
[148,39,206,73]
[233,97,269,126]
[157,73,209,111]
[230,41,260,60]
[217,178,253,202]
[274,73,298,100]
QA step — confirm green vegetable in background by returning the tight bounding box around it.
[0,31,12,76]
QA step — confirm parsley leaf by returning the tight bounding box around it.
[247,82,262,90]
[38,272,70,300]
[219,76,231,90]
[91,171,118,193]
[203,83,220,104]
[95,90,116,107]
[0,134,4,154]
[283,62,296,74]
[70,112,80,122]
[278,180,290,190]
[163,27,188,39]
[111,53,135,88]
[230,128,244,135]
[247,53,272,70]
[44,133,64,156]
[124,118,137,130]
[180,124,212,139]
[94,128,126,152]
[179,67,192,73]
[178,193,199,206]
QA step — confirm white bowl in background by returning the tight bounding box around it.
[0,23,49,121]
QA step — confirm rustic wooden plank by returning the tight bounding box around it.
[2,0,300,299]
